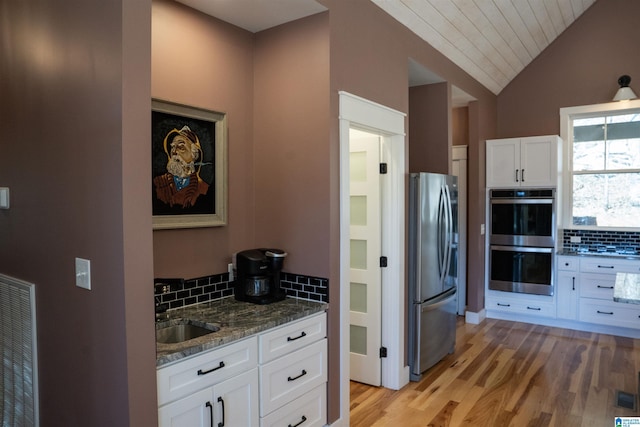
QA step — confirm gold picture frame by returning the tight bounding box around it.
[151,99,227,229]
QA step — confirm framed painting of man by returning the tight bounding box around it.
[151,99,227,229]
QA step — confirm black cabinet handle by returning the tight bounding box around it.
[597,265,615,269]
[597,310,614,315]
[206,402,213,427]
[217,396,225,427]
[288,369,307,382]
[198,361,225,376]
[521,169,525,182]
[287,331,307,342]
[515,169,519,182]
[597,285,614,289]
[497,303,510,307]
[289,415,307,427]
[527,306,541,311]
[572,277,575,291]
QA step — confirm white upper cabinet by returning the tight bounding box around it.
[486,135,561,188]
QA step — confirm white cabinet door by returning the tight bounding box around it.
[159,369,259,427]
[214,368,259,427]
[519,136,557,187]
[486,138,519,187]
[486,136,559,188]
[158,388,213,427]
[556,271,578,320]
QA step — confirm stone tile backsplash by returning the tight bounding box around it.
[562,229,640,252]
[154,271,328,311]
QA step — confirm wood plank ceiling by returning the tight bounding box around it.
[175,0,597,95]
[372,0,597,94]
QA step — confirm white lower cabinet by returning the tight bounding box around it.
[259,384,326,427]
[157,312,327,427]
[577,257,640,329]
[157,336,259,427]
[158,368,259,427]
[259,313,327,426]
[485,293,556,318]
[556,256,578,320]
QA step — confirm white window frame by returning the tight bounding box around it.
[560,99,640,231]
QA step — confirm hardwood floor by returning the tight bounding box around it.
[350,317,640,426]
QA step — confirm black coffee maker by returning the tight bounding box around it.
[234,248,287,304]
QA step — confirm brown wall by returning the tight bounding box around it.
[497,0,640,137]
[152,1,256,278]
[409,82,452,174]
[253,13,331,277]
[1,0,156,426]
[453,107,469,146]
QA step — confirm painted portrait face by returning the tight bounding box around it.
[166,133,200,178]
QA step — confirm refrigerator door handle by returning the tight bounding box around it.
[420,288,457,312]
[413,175,423,303]
[443,184,453,283]
[437,186,448,286]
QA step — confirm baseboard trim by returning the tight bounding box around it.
[465,309,486,324]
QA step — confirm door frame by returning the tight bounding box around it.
[338,91,409,425]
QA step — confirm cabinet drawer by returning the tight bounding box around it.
[557,256,578,272]
[579,299,640,329]
[259,312,326,364]
[580,257,640,274]
[260,384,326,427]
[260,339,327,416]
[580,273,615,299]
[486,296,555,318]
[157,336,258,406]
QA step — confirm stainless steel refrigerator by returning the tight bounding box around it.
[408,172,458,381]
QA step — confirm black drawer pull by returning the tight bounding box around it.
[287,331,307,342]
[289,415,307,427]
[597,265,614,269]
[527,306,541,311]
[497,303,510,307]
[217,396,225,427]
[288,369,307,382]
[597,285,614,289]
[597,310,614,315]
[206,402,213,427]
[572,277,575,291]
[198,361,225,376]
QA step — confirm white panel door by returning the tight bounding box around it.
[349,129,382,386]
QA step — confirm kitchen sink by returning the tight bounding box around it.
[156,319,220,344]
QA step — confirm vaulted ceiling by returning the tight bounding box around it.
[373,0,596,94]
[176,0,597,95]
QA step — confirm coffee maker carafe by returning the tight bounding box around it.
[234,248,287,304]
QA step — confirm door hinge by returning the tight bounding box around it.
[380,163,388,174]
[379,256,388,267]
[380,347,388,358]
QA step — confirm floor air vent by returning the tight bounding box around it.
[0,274,39,426]
[615,390,637,411]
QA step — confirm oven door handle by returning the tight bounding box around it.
[490,245,554,253]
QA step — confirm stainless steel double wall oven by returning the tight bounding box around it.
[489,189,555,296]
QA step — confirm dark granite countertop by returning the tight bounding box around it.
[156,297,328,367]
[557,249,640,260]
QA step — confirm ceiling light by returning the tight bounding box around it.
[613,75,637,101]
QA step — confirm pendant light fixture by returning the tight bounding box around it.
[613,75,638,101]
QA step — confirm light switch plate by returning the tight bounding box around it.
[75,257,91,290]
[0,187,9,209]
